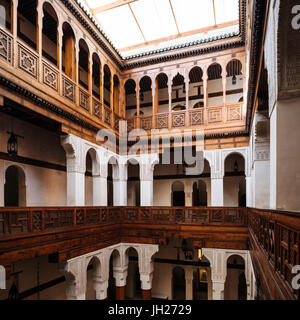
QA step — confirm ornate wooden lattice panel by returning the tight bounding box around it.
[208,107,223,123]
[17,42,38,79]
[189,109,204,126]
[93,98,102,119]
[140,116,152,131]
[79,88,90,111]
[42,61,58,92]
[0,28,12,64]
[172,111,186,128]
[62,76,76,102]
[104,105,112,126]
[156,113,168,129]
[44,209,73,230]
[114,114,121,131]
[227,104,242,121]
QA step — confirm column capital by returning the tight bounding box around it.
[113,266,128,287]
[59,257,86,300]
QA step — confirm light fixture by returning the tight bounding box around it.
[198,248,202,261]
[234,160,239,172]
[7,132,24,156]
[232,74,237,85]
[181,239,194,260]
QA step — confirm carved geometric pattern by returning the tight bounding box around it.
[18,42,38,79]
[62,76,76,102]
[79,88,90,111]
[114,114,120,131]
[141,116,152,131]
[44,210,73,230]
[86,209,100,225]
[189,109,204,126]
[208,107,222,123]
[93,98,102,119]
[104,105,112,126]
[156,113,168,129]
[0,28,12,64]
[125,208,138,220]
[32,211,42,232]
[172,111,186,128]
[227,104,242,121]
[43,61,58,91]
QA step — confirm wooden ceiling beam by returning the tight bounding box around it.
[118,20,239,53]
[91,0,138,15]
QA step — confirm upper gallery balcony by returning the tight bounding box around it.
[0,0,246,140]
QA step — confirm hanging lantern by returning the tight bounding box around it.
[232,74,237,85]
[7,132,18,156]
[234,160,239,172]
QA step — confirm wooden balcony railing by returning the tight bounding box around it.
[0,27,120,133]
[0,206,247,236]
[248,208,300,300]
[130,103,244,131]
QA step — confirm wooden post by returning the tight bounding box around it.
[116,286,126,300]
[141,289,151,300]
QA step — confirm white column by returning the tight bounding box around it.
[185,180,193,207]
[59,258,87,300]
[0,265,5,289]
[113,266,128,288]
[140,164,154,207]
[93,175,108,206]
[269,104,277,209]
[61,135,85,206]
[113,163,127,206]
[202,248,226,300]
[94,276,109,300]
[246,175,253,207]
[138,244,159,291]
[185,267,193,300]
[212,281,225,300]
[66,169,85,206]
[211,176,224,206]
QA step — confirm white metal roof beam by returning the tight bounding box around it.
[91,0,139,15]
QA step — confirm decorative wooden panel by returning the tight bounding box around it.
[42,61,59,91]
[0,28,12,64]
[79,88,90,111]
[62,75,76,102]
[140,115,152,131]
[189,109,204,126]
[93,98,102,119]
[17,42,38,79]
[172,111,186,128]
[208,107,223,123]
[156,113,168,129]
[227,104,242,121]
[104,105,112,126]
[114,114,120,131]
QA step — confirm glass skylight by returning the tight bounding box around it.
[80,0,240,57]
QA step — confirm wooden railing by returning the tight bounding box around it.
[131,103,244,131]
[0,206,247,236]
[248,208,300,300]
[0,26,120,133]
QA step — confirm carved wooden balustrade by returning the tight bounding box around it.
[248,208,300,300]
[0,27,120,133]
[0,206,247,236]
[131,102,244,132]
